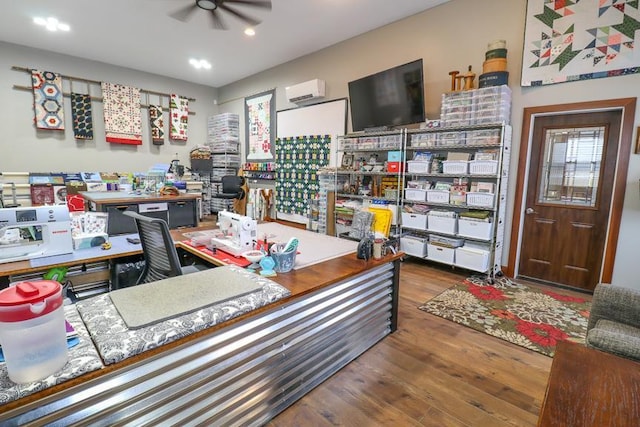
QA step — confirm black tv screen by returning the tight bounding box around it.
[348,59,425,132]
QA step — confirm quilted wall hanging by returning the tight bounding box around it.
[149,104,164,145]
[170,94,188,141]
[101,82,142,145]
[275,135,331,217]
[245,89,275,162]
[31,70,65,130]
[71,92,93,140]
[522,0,640,86]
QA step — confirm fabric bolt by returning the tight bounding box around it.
[31,70,65,130]
[149,104,164,145]
[70,93,94,140]
[275,135,331,217]
[101,82,142,145]
[170,94,188,141]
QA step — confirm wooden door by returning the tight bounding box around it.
[518,111,621,291]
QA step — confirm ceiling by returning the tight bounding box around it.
[0,0,450,88]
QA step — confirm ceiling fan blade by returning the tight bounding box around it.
[218,3,261,26]
[222,0,272,10]
[168,3,199,22]
[209,10,227,30]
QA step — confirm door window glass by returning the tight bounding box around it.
[538,126,604,207]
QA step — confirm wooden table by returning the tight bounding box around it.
[538,341,640,426]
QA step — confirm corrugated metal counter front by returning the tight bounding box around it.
[0,259,399,426]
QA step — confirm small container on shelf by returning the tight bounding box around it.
[427,212,457,234]
[442,160,469,175]
[405,188,428,202]
[426,190,450,204]
[410,133,438,147]
[401,212,428,230]
[427,244,455,264]
[466,192,495,207]
[438,131,466,146]
[407,161,431,173]
[457,218,492,240]
[467,129,501,146]
[469,160,498,175]
[401,235,428,257]
[455,244,491,272]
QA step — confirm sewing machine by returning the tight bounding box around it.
[0,205,74,264]
[211,210,257,256]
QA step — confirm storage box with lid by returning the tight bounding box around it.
[457,217,492,240]
[410,132,438,147]
[466,192,495,207]
[427,244,455,264]
[401,235,428,257]
[379,134,402,149]
[438,131,466,146]
[401,212,428,230]
[455,244,491,272]
[387,161,404,173]
[467,129,501,146]
[387,150,403,162]
[427,211,457,234]
[357,136,379,149]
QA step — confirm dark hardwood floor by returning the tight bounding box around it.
[268,257,591,427]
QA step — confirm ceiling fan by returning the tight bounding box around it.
[169,0,272,30]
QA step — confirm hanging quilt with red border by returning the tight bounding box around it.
[170,94,188,141]
[101,82,142,145]
[32,70,65,130]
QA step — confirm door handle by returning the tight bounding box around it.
[525,207,536,215]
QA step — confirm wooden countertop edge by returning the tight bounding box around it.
[0,251,402,414]
[80,193,201,204]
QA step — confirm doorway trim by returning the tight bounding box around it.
[506,98,636,284]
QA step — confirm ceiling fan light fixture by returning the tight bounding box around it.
[33,16,70,32]
[189,58,212,70]
[196,0,218,11]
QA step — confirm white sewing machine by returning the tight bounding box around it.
[0,205,74,264]
[211,210,257,256]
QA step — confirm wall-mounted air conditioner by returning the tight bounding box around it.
[285,79,326,104]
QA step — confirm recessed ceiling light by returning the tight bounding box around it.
[189,58,211,70]
[244,28,256,36]
[33,16,70,32]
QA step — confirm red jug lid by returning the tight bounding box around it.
[0,280,62,322]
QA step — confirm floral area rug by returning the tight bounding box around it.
[418,275,591,357]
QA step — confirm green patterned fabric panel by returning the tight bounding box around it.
[275,135,331,216]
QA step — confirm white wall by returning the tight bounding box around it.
[216,0,640,288]
[0,41,219,173]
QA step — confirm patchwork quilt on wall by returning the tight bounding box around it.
[275,135,331,217]
[170,94,188,141]
[31,70,65,130]
[522,0,640,86]
[101,82,142,145]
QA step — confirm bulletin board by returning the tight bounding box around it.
[275,98,348,223]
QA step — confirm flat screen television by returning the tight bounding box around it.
[348,59,425,132]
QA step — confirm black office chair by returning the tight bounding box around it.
[213,176,246,200]
[123,211,203,284]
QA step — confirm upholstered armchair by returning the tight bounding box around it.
[586,283,640,361]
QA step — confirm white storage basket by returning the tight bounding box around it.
[405,188,428,202]
[407,161,431,173]
[466,192,495,207]
[426,190,450,204]
[469,160,498,175]
[442,160,469,175]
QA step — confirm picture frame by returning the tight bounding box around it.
[341,153,354,169]
[636,127,640,154]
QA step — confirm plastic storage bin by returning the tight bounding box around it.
[407,161,431,173]
[427,244,455,264]
[427,213,457,234]
[401,212,428,230]
[466,192,495,207]
[0,280,67,384]
[457,218,493,240]
[469,160,498,175]
[455,245,490,272]
[442,161,469,175]
[405,188,428,202]
[401,235,428,257]
[426,190,450,204]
